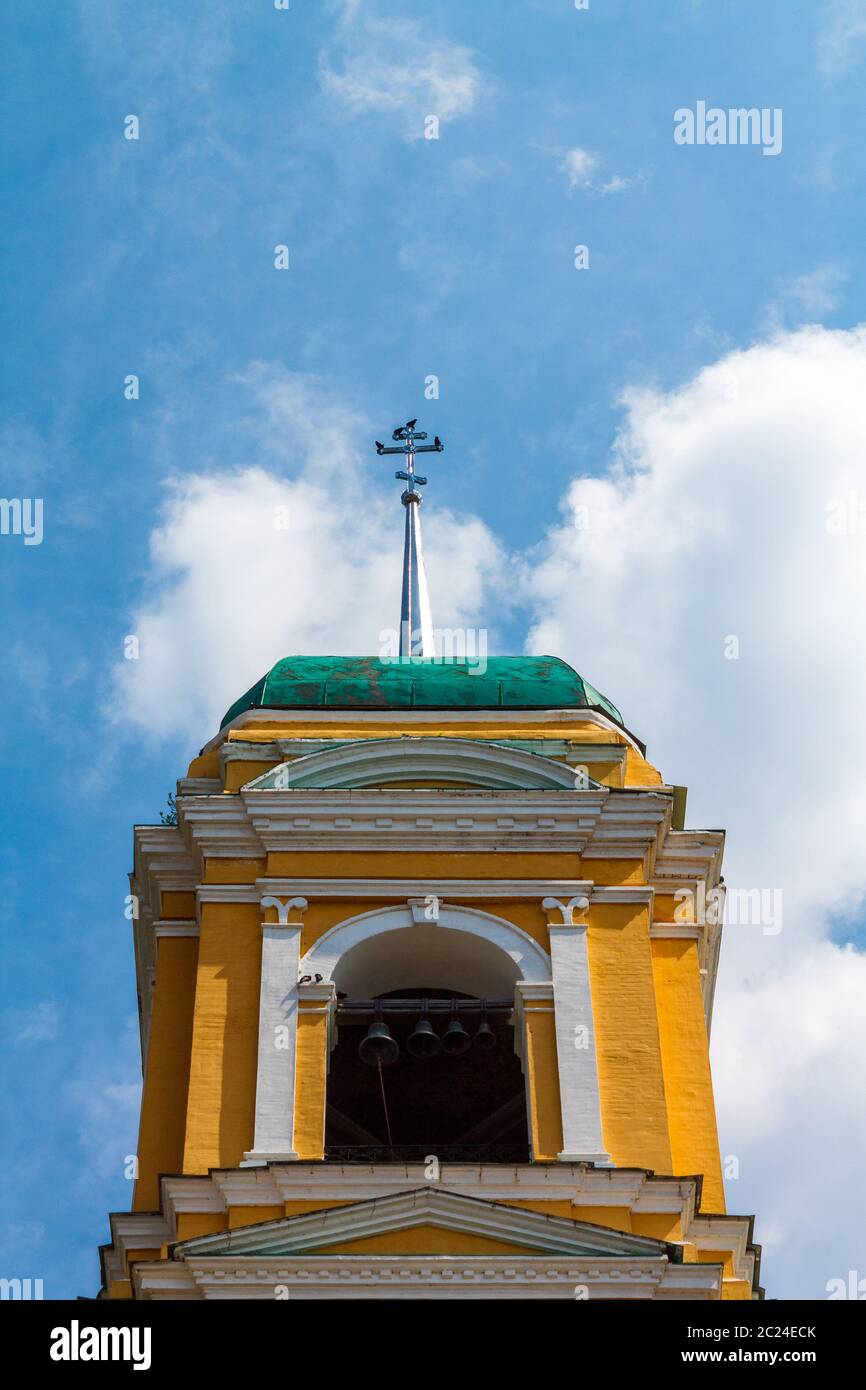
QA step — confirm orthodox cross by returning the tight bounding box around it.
[375,419,444,499]
[374,420,444,658]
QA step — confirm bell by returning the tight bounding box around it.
[474,1019,497,1050]
[407,1013,441,1059]
[441,1004,472,1056]
[358,1019,399,1068]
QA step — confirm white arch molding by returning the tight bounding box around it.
[245,736,599,792]
[300,903,551,995]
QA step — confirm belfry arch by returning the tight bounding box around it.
[301,905,550,1163]
[300,902,552,992]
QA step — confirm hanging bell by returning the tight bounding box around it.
[473,1008,497,1051]
[358,1013,399,1068]
[407,1006,440,1059]
[441,1002,472,1056]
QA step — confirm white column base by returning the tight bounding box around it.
[557,1151,613,1165]
[240,1151,300,1166]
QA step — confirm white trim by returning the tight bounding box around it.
[246,737,594,793]
[588,886,655,905]
[650,923,703,939]
[300,902,551,985]
[135,1254,721,1300]
[161,1161,700,1211]
[548,925,610,1165]
[243,921,304,1164]
[260,877,592,901]
[154,919,199,938]
[197,885,258,904]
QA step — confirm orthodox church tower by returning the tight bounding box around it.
[99,423,761,1300]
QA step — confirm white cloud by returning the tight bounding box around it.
[558,146,648,197]
[759,264,847,335]
[598,171,650,197]
[522,323,866,1296]
[2,1001,60,1047]
[110,369,504,747]
[713,944,866,1297]
[76,0,235,98]
[560,147,600,191]
[818,0,866,75]
[319,14,482,138]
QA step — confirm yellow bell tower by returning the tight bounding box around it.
[99,651,761,1300]
[98,422,760,1301]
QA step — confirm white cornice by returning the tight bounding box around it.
[175,784,679,862]
[176,777,222,796]
[650,923,703,939]
[241,787,609,854]
[197,885,259,904]
[590,886,654,905]
[134,1253,721,1300]
[127,1164,755,1290]
[196,1161,701,1212]
[154,919,199,938]
[254,878,591,901]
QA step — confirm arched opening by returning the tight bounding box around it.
[312,912,544,1164]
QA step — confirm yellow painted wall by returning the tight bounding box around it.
[133,935,198,1211]
[186,750,220,778]
[624,747,664,787]
[224,761,278,792]
[202,858,266,884]
[588,904,673,1174]
[283,1199,353,1216]
[651,937,725,1212]
[292,1003,329,1160]
[632,1212,684,1243]
[523,1005,564,1161]
[570,1206,633,1233]
[228,1205,284,1229]
[722,1280,752,1300]
[175,1213,226,1241]
[161,891,196,919]
[316,1225,538,1256]
[268,849,610,880]
[182,901,261,1173]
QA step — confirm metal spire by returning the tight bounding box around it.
[375,420,444,658]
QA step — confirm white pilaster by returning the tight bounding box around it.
[546,903,610,1164]
[242,897,307,1165]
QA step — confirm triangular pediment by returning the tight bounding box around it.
[243,737,601,792]
[173,1188,676,1262]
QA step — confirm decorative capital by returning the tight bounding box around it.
[542,895,590,927]
[261,894,308,927]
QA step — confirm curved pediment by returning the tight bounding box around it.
[244,736,599,792]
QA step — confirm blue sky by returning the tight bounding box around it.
[2,0,866,1300]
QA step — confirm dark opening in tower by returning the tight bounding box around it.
[325,988,530,1163]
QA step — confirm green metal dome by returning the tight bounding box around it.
[220,655,624,729]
